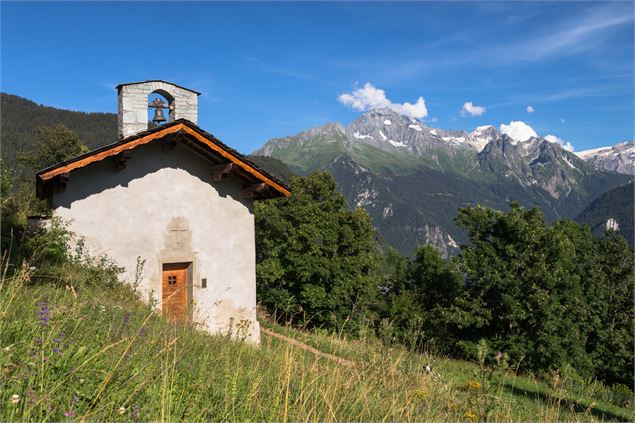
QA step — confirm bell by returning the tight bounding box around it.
[152,107,167,124]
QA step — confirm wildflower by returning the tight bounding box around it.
[79,378,85,384]
[495,351,503,360]
[52,331,66,354]
[118,406,126,415]
[10,394,20,404]
[465,380,481,390]
[464,411,477,422]
[38,301,50,326]
[64,410,75,417]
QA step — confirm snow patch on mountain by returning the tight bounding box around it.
[606,218,620,231]
[469,125,499,151]
[577,146,612,158]
[576,140,635,175]
[442,136,467,147]
[389,139,407,148]
[353,131,372,140]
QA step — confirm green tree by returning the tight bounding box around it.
[443,203,633,384]
[255,171,379,332]
[13,125,89,218]
[589,233,634,385]
[18,124,89,171]
[2,125,88,262]
[378,245,462,350]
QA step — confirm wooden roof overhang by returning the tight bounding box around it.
[36,119,291,201]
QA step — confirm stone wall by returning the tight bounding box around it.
[117,80,198,139]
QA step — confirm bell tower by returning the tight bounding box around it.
[116,80,200,139]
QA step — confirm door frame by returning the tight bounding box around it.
[161,261,193,323]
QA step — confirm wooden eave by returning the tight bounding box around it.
[36,119,291,200]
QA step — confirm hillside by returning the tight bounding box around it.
[1,93,117,168]
[255,108,632,255]
[1,266,631,422]
[576,182,634,247]
[245,155,296,183]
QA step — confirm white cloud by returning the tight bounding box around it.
[461,101,486,117]
[544,134,575,152]
[526,105,535,113]
[338,83,428,119]
[560,117,566,124]
[499,121,538,141]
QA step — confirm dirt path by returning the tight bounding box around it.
[261,327,357,367]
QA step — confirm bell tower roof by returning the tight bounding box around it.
[116,80,201,96]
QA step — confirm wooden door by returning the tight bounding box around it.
[162,263,189,322]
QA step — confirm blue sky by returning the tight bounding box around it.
[1,1,633,153]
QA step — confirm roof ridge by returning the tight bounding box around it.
[115,80,201,96]
[36,120,290,199]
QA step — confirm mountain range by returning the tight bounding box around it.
[2,93,631,255]
[255,108,632,255]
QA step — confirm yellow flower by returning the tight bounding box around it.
[464,411,478,422]
[118,406,126,415]
[465,380,481,390]
[10,394,20,405]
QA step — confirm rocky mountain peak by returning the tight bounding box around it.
[576,140,634,175]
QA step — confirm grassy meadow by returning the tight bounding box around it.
[0,263,632,422]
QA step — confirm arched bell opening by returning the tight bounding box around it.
[148,90,175,129]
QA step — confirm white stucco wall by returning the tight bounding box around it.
[51,142,260,343]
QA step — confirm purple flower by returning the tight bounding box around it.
[64,410,75,417]
[38,301,50,327]
[52,331,67,354]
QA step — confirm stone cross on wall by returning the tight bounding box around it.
[168,218,189,245]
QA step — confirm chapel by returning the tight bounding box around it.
[35,80,290,343]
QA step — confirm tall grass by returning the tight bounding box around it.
[0,262,632,422]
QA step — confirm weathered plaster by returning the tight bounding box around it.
[51,141,260,343]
